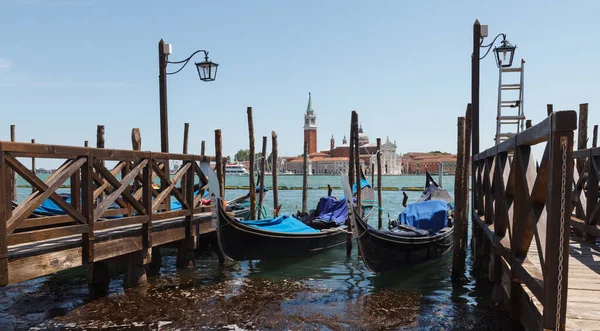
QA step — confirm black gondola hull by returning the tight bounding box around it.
[217,204,348,261]
[354,214,453,272]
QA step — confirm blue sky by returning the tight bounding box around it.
[1,0,599,167]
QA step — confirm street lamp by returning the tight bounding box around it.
[479,32,517,68]
[158,39,218,153]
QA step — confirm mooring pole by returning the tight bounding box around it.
[182,123,189,200]
[10,125,16,202]
[371,163,374,188]
[577,103,588,176]
[377,138,382,230]
[201,140,206,156]
[215,130,225,199]
[302,141,309,214]
[31,139,36,195]
[158,39,169,153]
[452,116,466,282]
[471,20,480,158]
[353,111,362,217]
[271,131,279,217]
[258,136,267,219]
[247,107,256,220]
[347,112,357,257]
[547,104,554,116]
[593,125,598,148]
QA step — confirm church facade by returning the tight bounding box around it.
[284,93,403,175]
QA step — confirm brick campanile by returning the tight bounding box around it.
[303,92,317,155]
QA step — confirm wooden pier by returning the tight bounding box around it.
[0,140,221,293]
[469,109,600,330]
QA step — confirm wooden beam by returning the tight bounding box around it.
[151,161,190,211]
[302,141,308,213]
[272,131,279,217]
[7,157,87,233]
[0,147,10,285]
[452,117,465,281]
[577,103,588,176]
[247,107,256,220]
[376,137,382,230]
[10,125,16,203]
[8,224,88,246]
[258,136,267,219]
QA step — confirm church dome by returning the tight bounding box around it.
[358,125,369,145]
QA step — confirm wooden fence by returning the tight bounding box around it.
[471,110,576,330]
[0,141,216,286]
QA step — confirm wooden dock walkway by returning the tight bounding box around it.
[470,110,600,330]
[0,140,225,292]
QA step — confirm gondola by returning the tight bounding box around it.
[350,171,454,272]
[216,183,375,261]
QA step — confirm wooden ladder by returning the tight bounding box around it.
[495,59,526,145]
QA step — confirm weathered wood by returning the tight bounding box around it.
[7,157,88,233]
[124,250,147,287]
[376,137,382,230]
[92,162,126,200]
[95,236,142,262]
[452,117,465,281]
[96,125,105,149]
[258,136,267,219]
[0,149,10,285]
[81,151,95,286]
[10,125,16,203]
[542,118,574,330]
[526,120,532,129]
[8,224,88,246]
[182,123,189,154]
[8,247,83,285]
[463,105,472,258]
[201,140,205,156]
[30,139,36,194]
[353,111,361,216]
[576,103,588,176]
[92,160,147,220]
[371,163,374,188]
[302,141,308,213]
[272,131,279,217]
[247,107,256,220]
[547,104,553,116]
[215,130,225,198]
[347,112,356,257]
[593,125,598,148]
[151,161,190,211]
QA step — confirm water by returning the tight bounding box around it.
[2,175,517,330]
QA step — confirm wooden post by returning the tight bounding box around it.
[31,139,36,195]
[158,39,169,153]
[347,112,357,257]
[593,125,598,148]
[463,105,472,247]
[271,131,279,217]
[377,138,382,230]
[543,111,575,330]
[10,125,16,203]
[96,125,105,149]
[247,107,256,220]
[526,120,532,129]
[182,123,190,200]
[215,130,225,199]
[353,111,361,216]
[0,140,9,285]
[258,136,267,219]
[471,20,481,157]
[201,140,206,156]
[302,141,309,213]
[84,141,88,147]
[547,104,554,116]
[452,117,466,282]
[327,184,332,197]
[577,104,588,175]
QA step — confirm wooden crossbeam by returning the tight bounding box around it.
[151,161,190,211]
[493,152,510,238]
[92,161,126,200]
[7,157,87,233]
[133,162,162,201]
[92,160,147,220]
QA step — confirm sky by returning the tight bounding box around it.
[1,0,599,168]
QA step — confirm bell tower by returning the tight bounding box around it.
[303,92,317,155]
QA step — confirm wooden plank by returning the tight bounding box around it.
[7,224,88,246]
[92,161,126,200]
[94,216,147,231]
[94,236,142,262]
[151,161,190,211]
[7,157,87,233]
[16,215,76,230]
[152,226,186,246]
[7,247,82,284]
[0,149,10,286]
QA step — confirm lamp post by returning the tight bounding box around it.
[471,21,517,157]
[158,39,218,153]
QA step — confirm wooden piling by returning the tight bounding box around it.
[271,131,279,217]
[201,140,205,156]
[258,136,267,219]
[215,130,225,198]
[452,116,466,282]
[182,123,190,200]
[327,184,332,197]
[576,103,588,176]
[547,104,554,116]
[353,111,361,216]
[10,125,16,203]
[30,139,36,194]
[526,120,532,129]
[96,125,105,149]
[247,107,256,220]
[347,112,357,257]
[84,141,88,147]
[371,163,374,188]
[302,141,308,213]
[463,104,472,273]
[376,138,382,230]
[593,125,598,148]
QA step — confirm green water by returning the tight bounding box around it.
[3,174,517,330]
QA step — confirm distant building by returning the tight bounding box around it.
[283,93,402,175]
[401,152,457,175]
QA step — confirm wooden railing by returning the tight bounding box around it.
[471,111,576,330]
[572,146,600,239]
[0,141,215,286]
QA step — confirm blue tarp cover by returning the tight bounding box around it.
[315,196,348,225]
[240,215,320,233]
[352,178,371,194]
[399,200,448,234]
